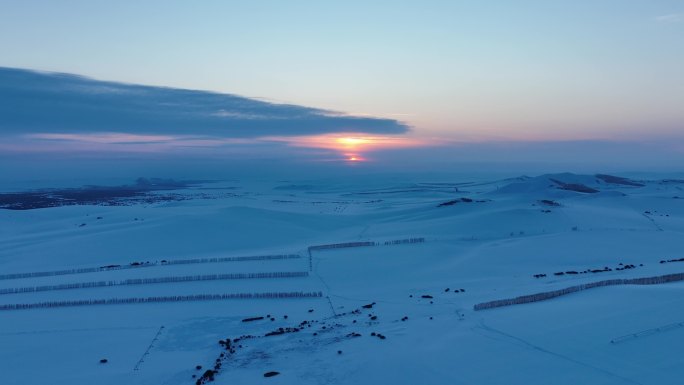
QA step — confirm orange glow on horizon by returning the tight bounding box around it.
[336,137,371,146]
[266,133,431,164]
[347,154,365,162]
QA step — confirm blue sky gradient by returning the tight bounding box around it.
[1,1,683,180]
[1,1,682,140]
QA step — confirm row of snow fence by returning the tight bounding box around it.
[474,272,684,311]
[309,238,425,251]
[0,291,324,311]
[308,242,376,251]
[0,254,302,281]
[0,272,309,295]
[383,238,425,246]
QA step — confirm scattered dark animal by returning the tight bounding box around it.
[201,369,216,382]
[421,295,433,299]
[362,302,376,309]
[437,197,476,207]
[265,327,300,337]
[242,316,264,322]
[218,339,232,350]
[264,371,280,378]
[99,359,108,364]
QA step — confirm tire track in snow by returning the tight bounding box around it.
[474,320,645,385]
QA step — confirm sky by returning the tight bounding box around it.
[1,1,683,181]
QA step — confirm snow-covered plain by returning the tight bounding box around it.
[1,173,683,385]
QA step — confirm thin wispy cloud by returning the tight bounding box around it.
[2,132,271,154]
[654,13,683,23]
[28,133,177,144]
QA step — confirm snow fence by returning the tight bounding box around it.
[0,254,301,280]
[474,272,684,311]
[0,272,309,295]
[0,291,323,311]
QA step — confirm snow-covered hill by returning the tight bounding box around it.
[1,173,683,385]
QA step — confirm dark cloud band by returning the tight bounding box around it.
[0,67,409,137]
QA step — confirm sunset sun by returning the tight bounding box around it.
[265,133,429,164]
[336,137,370,146]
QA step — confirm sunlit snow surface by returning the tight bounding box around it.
[1,173,683,385]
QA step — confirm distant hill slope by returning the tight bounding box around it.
[492,173,644,197]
